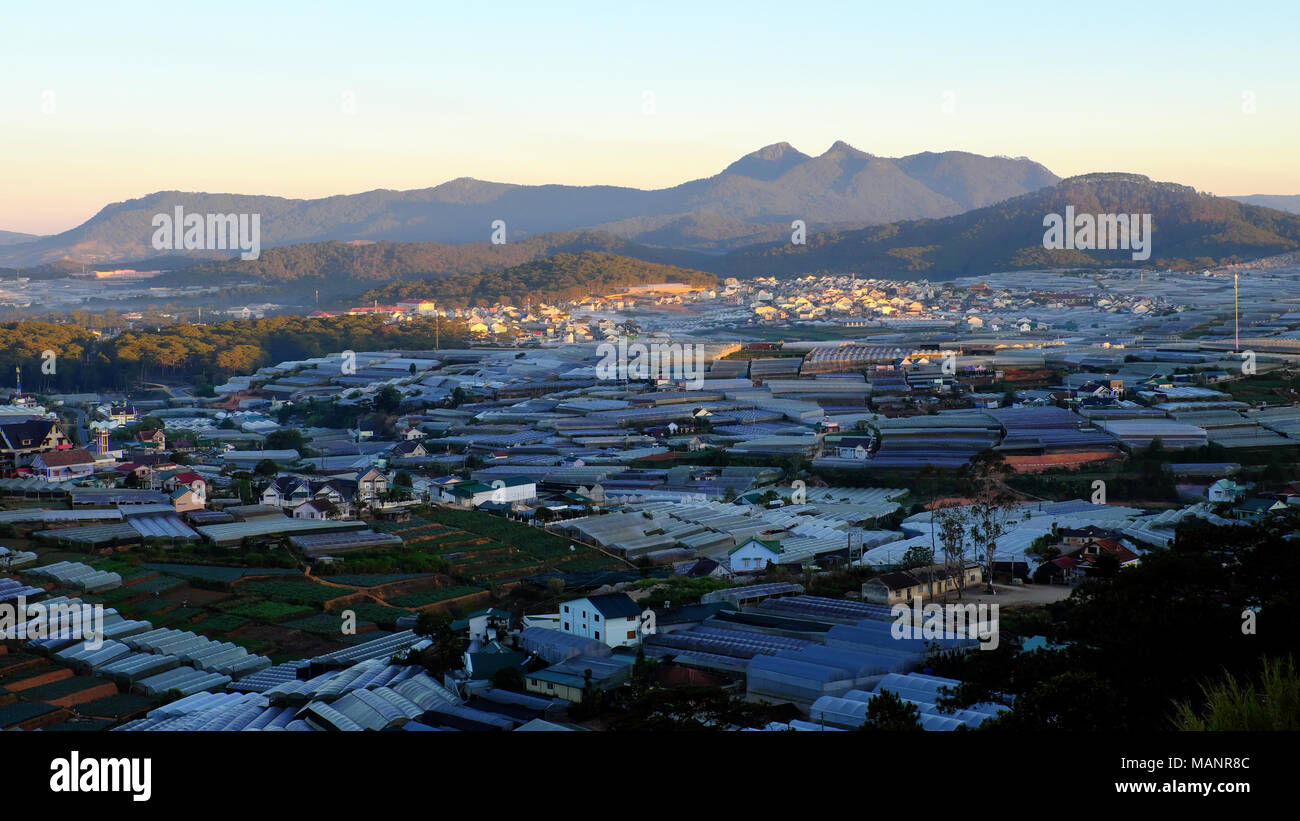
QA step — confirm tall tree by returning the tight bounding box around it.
[933,504,970,600]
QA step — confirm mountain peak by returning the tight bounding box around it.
[750,141,798,159]
[721,142,812,180]
[821,140,872,159]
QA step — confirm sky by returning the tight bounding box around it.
[2,0,1298,235]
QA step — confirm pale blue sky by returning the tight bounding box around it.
[3,0,1297,233]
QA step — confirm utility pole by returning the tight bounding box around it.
[1234,272,1240,352]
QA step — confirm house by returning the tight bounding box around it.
[1284,481,1300,507]
[673,556,732,579]
[170,486,206,513]
[262,476,311,508]
[1056,525,1117,549]
[452,608,511,643]
[558,593,643,648]
[440,476,536,508]
[390,440,427,459]
[293,498,339,520]
[0,419,70,471]
[115,462,153,482]
[861,562,984,605]
[1233,497,1286,522]
[728,538,783,572]
[463,641,528,681]
[163,471,207,502]
[525,655,632,703]
[133,429,166,451]
[357,468,388,504]
[107,404,138,426]
[262,476,354,516]
[1074,380,1119,400]
[1208,478,1245,504]
[29,448,96,482]
[863,566,925,605]
[1076,538,1140,567]
[1039,539,1140,584]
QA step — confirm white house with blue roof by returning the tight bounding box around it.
[558,592,643,648]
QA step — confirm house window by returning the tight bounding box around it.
[593,614,600,622]
[626,630,636,640]
[563,605,569,613]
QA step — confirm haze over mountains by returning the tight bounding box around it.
[0,143,1059,266]
[1229,194,1300,215]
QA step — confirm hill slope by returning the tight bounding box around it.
[355,251,716,308]
[168,231,715,296]
[717,173,1300,278]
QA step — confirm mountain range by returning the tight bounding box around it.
[164,173,1300,297]
[0,230,41,248]
[1229,194,1300,215]
[714,173,1300,278]
[0,143,1059,266]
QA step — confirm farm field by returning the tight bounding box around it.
[374,507,624,582]
[48,510,622,667]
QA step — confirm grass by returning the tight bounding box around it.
[1173,655,1300,731]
